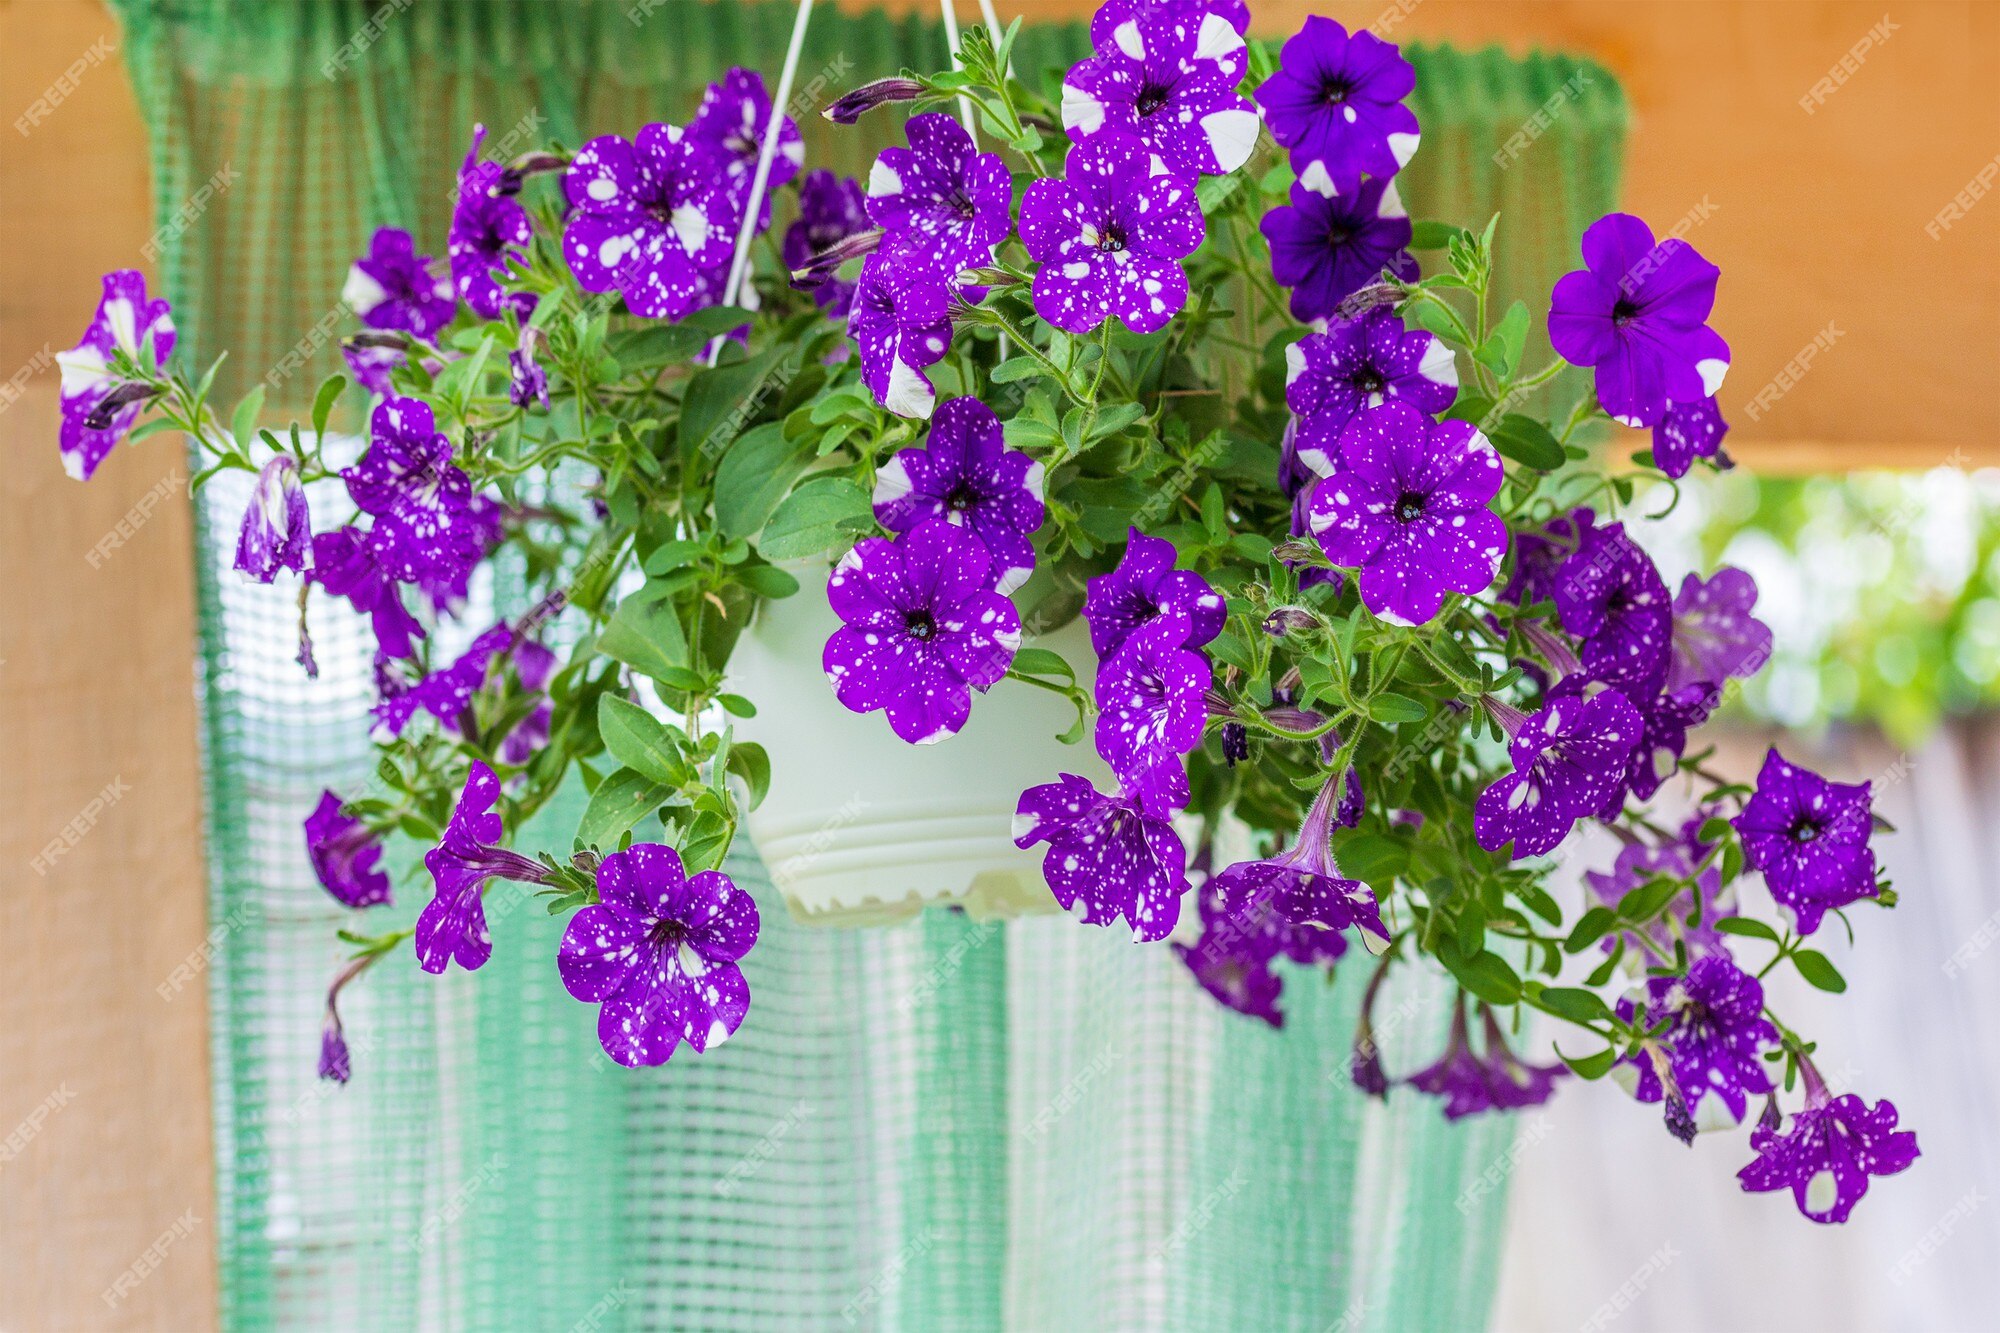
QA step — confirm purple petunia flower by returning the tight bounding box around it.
[373,621,514,738]
[1664,567,1772,696]
[1585,812,1734,958]
[1287,307,1458,475]
[1019,133,1203,335]
[343,227,456,339]
[872,396,1045,594]
[1612,681,1717,806]
[1618,954,1775,1129]
[234,455,312,583]
[847,248,955,419]
[318,1017,352,1084]
[56,269,175,481]
[1206,770,1389,950]
[562,124,741,321]
[1174,896,1288,1026]
[508,330,550,410]
[499,638,558,767]
[1084,527,1227,659]
[823,77,924,125]
[416,762,551,975]
[1013,773,1189,940]
[310,526,425,660]
[1738,1060,1919,1224]
[1261,178,1418,325]
[1089,0,1249,49]
[1500,506,1596,609]
[865,113,1012,286]
[557,842,760,1068]
[689,67,805,226]
[304,790,392,909]
[449,125,536,321]
[1475,689,1642,859]
[822,519,1022,745]
[1554,520,1672,696]
[1652,395,1729,479]
[415,493,507,620]
[1732,749,1878,936]
[1409,1003,1565,1119]
[1094,621,1211,811]
[1255,16,1421,197]
[1549,212,1730,428]
[1307,401,1508,627]
[1061,6,1259,178]
[342,396,486,586]
[782,170,871,316]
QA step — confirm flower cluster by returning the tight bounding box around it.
[55,7,1919,1231]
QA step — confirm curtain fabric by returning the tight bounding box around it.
[112,2,1629,1327]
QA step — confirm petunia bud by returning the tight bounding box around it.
[81,380,162,431]
[508,328,549,409]
[234,455,313,583]
[789,226,885,290]
[1350,1030,1390,1098]
[823,78,923,125]
[1262,605,1320,638]
[1220,721,1249,766]
[318,1017,352,1084]
[494,150,569,196]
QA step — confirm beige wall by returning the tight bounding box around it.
[0,1,219,1329]
[0,2,1989,1330]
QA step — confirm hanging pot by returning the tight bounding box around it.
[728,562,1111,926]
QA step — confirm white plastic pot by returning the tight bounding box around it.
[728,562,1112,927]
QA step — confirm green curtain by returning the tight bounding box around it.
[112,2,1627,1328]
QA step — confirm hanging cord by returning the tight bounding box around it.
[707,0,817,365]
[944,0,1013,359]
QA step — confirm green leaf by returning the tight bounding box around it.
[1010,647,1074,684]
[680,345,791,461]
[1491,414,1565,471]
[1477,300,1530,379]
[1437,940,1522,1005]
[606,324,707,372]
[675,808,735,873]
[1536,986,1612,1026]
[713,422,811,539]
[1792,949,1848,993]
[1515,881,1562,926]
[1565,906,1618,953]
[230,384,266,458]
[1715,916,1780,943]
[1410,221,1465,250]
[311,374,346,442]
[597,695,685,786]
[1698,816,1734,844]
[1559,1045,1620,1080]
[991,356,1047,384]
[736,562,800,600]
[757,475,872,560]
[641,540,704,576]
[1444,395,1495,426]
[1369,692,1427,724]
[599,584,689,682]
[726,741,772,810]
[1334,832,1406,886]
[577,768,672,847]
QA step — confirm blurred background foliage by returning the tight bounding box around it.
[1646,463,2000,746]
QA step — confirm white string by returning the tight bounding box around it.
[707,0,815,365]
[937,0,978,138]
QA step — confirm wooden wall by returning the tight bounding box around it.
[0,0,220,1329]
[0,2,1989,1330]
